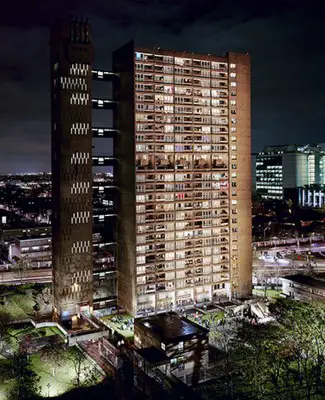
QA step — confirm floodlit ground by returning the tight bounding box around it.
[0,347,101,399]
[0,284,48,320]
[0,294,31,320]
[100,313,134,339]
[6,325,65,354]
[253,289,282,299]
[32,347,98,398]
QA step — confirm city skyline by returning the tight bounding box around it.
[0,0,323,172]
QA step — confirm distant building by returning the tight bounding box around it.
[298,185,325,208]
[256,144,325,201]
[281,274,325,301]
[9,236,52,268]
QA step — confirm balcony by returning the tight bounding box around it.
[92,99,117,109]
[92,127,118,137]
[92,70,118,81]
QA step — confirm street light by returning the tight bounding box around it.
[46,383,51,397]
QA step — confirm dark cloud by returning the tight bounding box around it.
[0,0,324,171]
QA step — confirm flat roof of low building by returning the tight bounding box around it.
[281,274,325,290]
[135,312,208,344]
[16,235,51,241]
[135,346,169,365]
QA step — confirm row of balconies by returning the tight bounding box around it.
[137,234,229,246]
[136,220,230,234]
[139,204,229,215]
[136,191,229,203]
[138,260,230,276]
[138,173,228,182]
[135,137,229,146]
[143,253,229,265]
[138,229,231,246]
[136,194,229,206]
[135,92,228,102]
[136,159,228,170]
[135,55,227,69]
[135,114,228,124]
[138,210,228,221]
[137,276,229,295]
[140,211,228,223]
[136,175,228,184]
[137,240,229,254]
[136,185,228,195]
[136,61,227,73]
[136,123,228,134]
[136,143,228,154]
[139,260,228,274]
[136,103,229,112]
[140,209,229,218]
[135,76,228,88]
[137,84,229,94]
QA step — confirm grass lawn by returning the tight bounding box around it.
[187,310,225,328]
[253,289,282,298]
[0,296,28,320]
[10,293,35,316]
[100,313,134,339]
[0,292,36,320]
[0,347,101,399]
[7,325,65,353]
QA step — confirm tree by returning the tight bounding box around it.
[12,256,32,284]
[39,335,65,376]
[0,309,12,354]
[7,350,40,400]
[70,346,100,388]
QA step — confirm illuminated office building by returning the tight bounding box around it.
[256,144,325,201]
[113,44,252,316]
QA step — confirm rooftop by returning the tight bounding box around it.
[135,346,169,365]
[281,274,325,291]
[135,312,208,344]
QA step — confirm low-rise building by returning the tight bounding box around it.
[281,274,325,301]
[9,235,52,268]
[133,312,210,391]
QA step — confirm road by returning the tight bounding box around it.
[0,268,52,284]
[1,241,325,285]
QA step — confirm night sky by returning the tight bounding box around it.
[0,0,323,173]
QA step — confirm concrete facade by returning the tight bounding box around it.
[114,44,252,316]
[51,19,94,318]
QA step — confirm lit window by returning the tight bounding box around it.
[232,200,237,205]
[231,127,237,133]
[230,63,236,69]
[230,100,236,106]
[231,118,237,124]
[230,82,237,87]
[231,136,237,142]
[230,72,236,78]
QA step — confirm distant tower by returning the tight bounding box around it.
[50,18,94,320]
